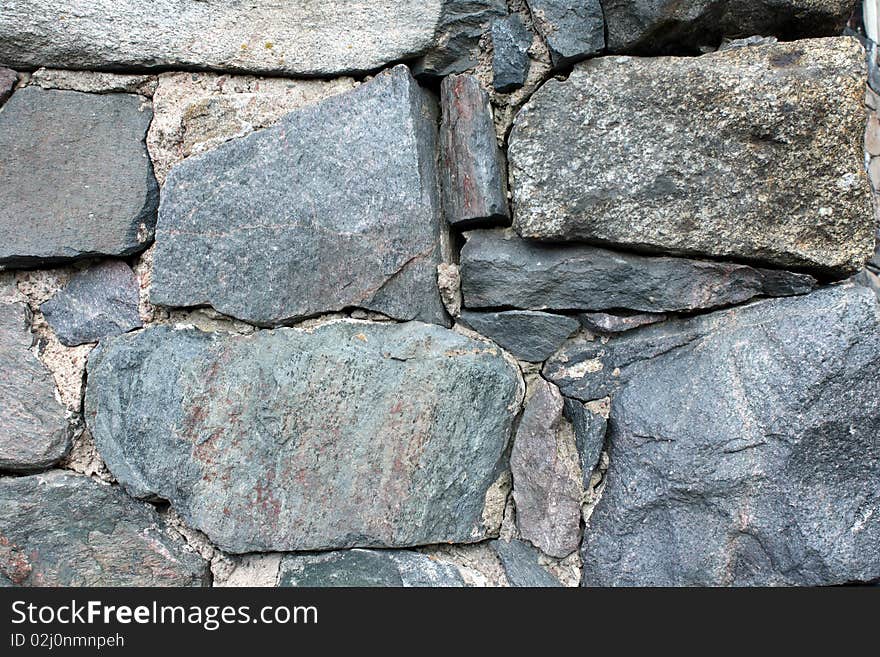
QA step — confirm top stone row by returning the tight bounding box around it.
[0,0,858,77]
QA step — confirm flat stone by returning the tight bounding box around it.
[440,74,509,228]
[0,471,209,586]
[0,301,69,471]
[491,15,532,92]
[578,311,668,334]
[278,549,465,587]
[29,68,157,96]
[603,0,857,53]
[459,310,579,362]
[152,66,448,327]
[526,0,605,67]
[509,38,874,276]
[0,1,442,77]
[492,539,563,587]
[85,321,521,553]
[581,285,880,585]
[0,88,158,268]
[41,261,142,347]
[0,67,15,105]
[460,230,816,313]
[510,379,582,558]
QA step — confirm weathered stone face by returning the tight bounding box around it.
[509,38,874,276]
[491,15,532,93]
[0,0,443,77]
[0,301,69,472]
[458,310,579,362]
[0,88,158,268]
[580,285,880,586]
[0,68,15,106]
[85,321,521,553]
[0,471,209,586]
[491,539,563,587]
[526,0,605,67]
[602,0,858,54]
[151,66,448,327]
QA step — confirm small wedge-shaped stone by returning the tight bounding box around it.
[0,471,209,586]
[85,321,521,553]
[491,15,532,92]
[152,66,447,326]
[509,38,874,276]
[526,0,605,67]
[459,310,579,362]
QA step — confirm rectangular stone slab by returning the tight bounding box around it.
[85,321,521,553]
[508,38,874,276]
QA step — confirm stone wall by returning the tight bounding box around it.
[1,0,879,587]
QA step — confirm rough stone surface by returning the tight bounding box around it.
[86,321,521,553]
[413,0,508,77]
[510,379,583,558]
[29,68,157,96]
[441,74,509,227]
[0,301,69,471]
[492,538,564,586]
[459,310,579,362]
[491,15,532,92]
[152,66,448,327]
[579,311,668,334]
[0,67,16,105]
[0,471,209,586]
[603,0,858,54]
[581,285,880,585]
[509,38,874,276]
[526,0,605,66]
[0,87,158,268]
[41,261,142,347]
[0,1,443,77]
[460,230,816,313]
[562,398,607,489]
[278,549,466,587]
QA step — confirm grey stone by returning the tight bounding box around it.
[152,66,448,327]
[718,35,779,51]
[459,310,579,362]
[413,0,508,77]
[85,321,521,553]
[440,74,509,227]
[460,230,816,313]
[491,15,532,92]
[581,285,880,585]
[0,301,69,471]
[0,68,15,106]
[278,549,466,587]
[0,1,442,77]
[603,0,857,54]
[852,268,880,299]
[41,261,142,347]
[492,539,563,587]
[578,311,667,334]
[0,471,209,586]
[510,379,582,558]
[509,38,874,276]
[562,398,606,488]
[526,0,605,67]
[0,88,158,268]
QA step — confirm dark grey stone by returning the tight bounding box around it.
[491,15,532,92]
[278,549,466,587]
[85,321,521,553]
[0,68,15,106]
[0,88,158,267]
[460,230,815,314]
[581,285,880,585]
[0,470,209,586]
[578,311,667,334]
[41,261,142,347]
[602,0,857,54]
[0,301,69,471]
[151,65,448,327]
[526,0,605,67]
[459,310,578,362]
[440,74,509,227]
[509,39,874,276]
[492,539,563,587]
[563,398,606,488]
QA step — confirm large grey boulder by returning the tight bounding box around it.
[0,471,209,586]
[0,301,69,471]
[602,0,858,54]
[509,38,874,276]
[460,230,815,313]
[526,0,605,67]
[580,285,880,586]
[0,1,443,77]
[0,88,158,267]
[85,321,521,553]
[151,66,448,327]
